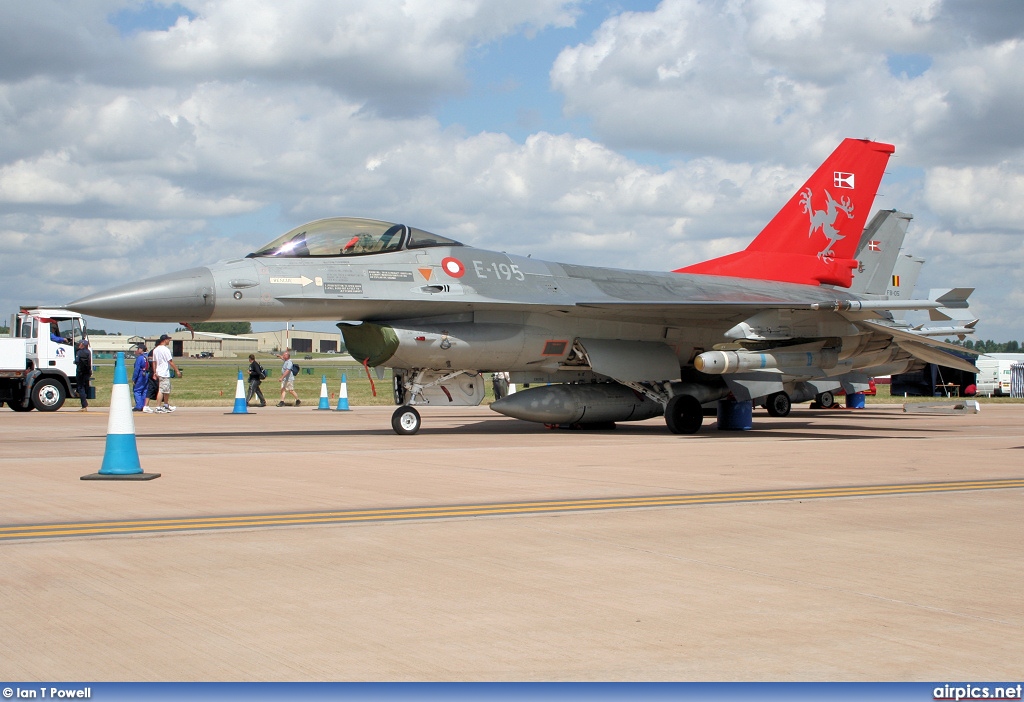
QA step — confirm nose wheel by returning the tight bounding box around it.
[391,406,421,435]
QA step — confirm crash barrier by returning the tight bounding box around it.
[82,352,160,481]
[717,398,753,430]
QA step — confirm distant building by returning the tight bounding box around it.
[253,329,342,354]
[83,335,135,356]
[142,331,258,358]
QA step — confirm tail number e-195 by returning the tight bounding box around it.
[472,261,525,281]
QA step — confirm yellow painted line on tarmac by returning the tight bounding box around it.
[2,478,1023,541]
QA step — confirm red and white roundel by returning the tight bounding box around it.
[441,257,465,278]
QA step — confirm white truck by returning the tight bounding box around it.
[974,353,1024,397]
[0,307,91,411]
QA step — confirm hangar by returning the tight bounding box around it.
[139,331,258,358]
[252,329,343,355]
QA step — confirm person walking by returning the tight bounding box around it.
[246,354,267,407]
[153,334,182,413]
[492,371,509,400]
[131,345,149,412]
[74,338,92,411]
[277,351,301,407]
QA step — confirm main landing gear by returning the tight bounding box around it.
[664,395,703,434]
[764,391,792,417]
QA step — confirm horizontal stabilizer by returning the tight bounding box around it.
[858,320,978,372]
[858,319,980,355]
[900,341,979,373]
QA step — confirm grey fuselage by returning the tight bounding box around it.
[68,239,908,382]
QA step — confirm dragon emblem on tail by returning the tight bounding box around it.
[800,187,854,263]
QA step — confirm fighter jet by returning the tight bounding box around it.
[68,138,978,435]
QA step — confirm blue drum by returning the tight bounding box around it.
[717,399,753,430]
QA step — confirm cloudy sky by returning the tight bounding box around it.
[2,0,1024,340]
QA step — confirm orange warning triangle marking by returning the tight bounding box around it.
[418,268,433,281]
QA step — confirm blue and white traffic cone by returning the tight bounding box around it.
[335,373,350,411]
[82,352,160,480]
[317,375,331,409]
[230,370,249,414]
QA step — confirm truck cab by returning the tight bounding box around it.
[0,307,90,411]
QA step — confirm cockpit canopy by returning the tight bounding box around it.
[247,217,463,258]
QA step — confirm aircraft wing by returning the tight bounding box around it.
[855,319,979,373]
[572,292,967,325]
[573,300,829,324]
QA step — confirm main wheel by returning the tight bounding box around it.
[816,391,835,409]
[664,395,703,434]
[765,391,791,417]
[391,405,421,435]
[32,379,66,411]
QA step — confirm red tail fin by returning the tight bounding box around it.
[676,138,895,287]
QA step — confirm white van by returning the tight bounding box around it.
[975,353,1024,396]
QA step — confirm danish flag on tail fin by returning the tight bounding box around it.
[676,138,895,287]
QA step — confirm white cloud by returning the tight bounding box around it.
[0,1,127,81]
[0,0,1023,341]
[0,148,260,217]
[134,0,580,115]
[924,163,1024,230]
[551,0,1023,165]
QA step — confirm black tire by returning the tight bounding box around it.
[391,405,421,435]
[817,391,835,409]
[32,379,67,411]
[765,391,791,417]
[664,395,703,434]
[10,399,33,411]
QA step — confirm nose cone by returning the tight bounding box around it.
[68,266,216,322]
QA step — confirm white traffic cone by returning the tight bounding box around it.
[230,370,250,414]
[82,352,160,480]
[335,373,350,411]
[317,375,331,409]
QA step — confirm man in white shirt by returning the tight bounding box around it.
[276,350,301,407]
[153,334,182,413]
